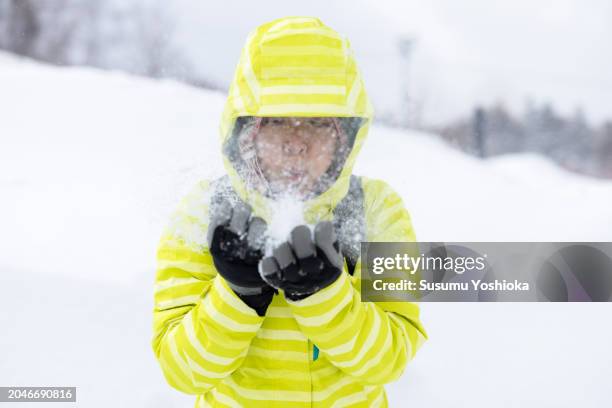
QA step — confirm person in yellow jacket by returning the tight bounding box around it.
[152,16,428,407]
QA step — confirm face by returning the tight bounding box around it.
[254,117,341,197]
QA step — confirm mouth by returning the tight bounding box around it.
[285,169,306,182]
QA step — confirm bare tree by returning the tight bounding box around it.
[3,0,40,55]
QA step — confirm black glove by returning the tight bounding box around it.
[207,200,276,316]
[259,221,343,301]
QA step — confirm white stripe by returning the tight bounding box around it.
[238,366,312,380]
[370,387,386,407]
[247,346,307,362]
[292,286,353,327]
[168,331,214,389]
[261,45,344,57]
[258,103,349,116]
[378,201,405,220]
[350,320,394,378]
[231,83,245,111]
[287,272,347,308]
[311,364,340,377]
[268,17,318,32]
[211,389,242,408]
[380,200,404,217]
[373,203,408,235]
[183,313,238,365]
[332,306,383,367]
[197,394,207,408]
[157,260,216,275]
[184,353,231,379]
[312,376,356,401]
[323,323,360,356]
[265,306,293,318]
[256,328,306,341]
[263,27,341,42]
[347,76,363,111]
[242,48,260,101]
[202,294,261,332]
[159,353,193,392]
[262,85,345,95]
[330,390,368,408]
[154,277,202,293]
[224,376,311,401]
[213,276,260,317]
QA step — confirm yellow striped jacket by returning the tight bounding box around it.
[152,16,427,407]
[152,177,427,407]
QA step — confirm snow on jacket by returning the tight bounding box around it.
[152,16,428,408]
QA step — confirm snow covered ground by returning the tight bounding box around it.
[1,52,611,407]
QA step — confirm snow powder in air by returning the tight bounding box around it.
[264,195,307,255]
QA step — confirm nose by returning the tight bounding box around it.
[283,138,307,155]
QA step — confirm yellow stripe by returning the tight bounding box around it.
[155,282,205,302]
[351,325,394,378]
[262,54,346,69]
[261,84,345,95]
[168,330,215,389]
[156,294,201,310]
[293,290,352,327]
[324,304,375,357]
[225,376,311,401]
[156,260,216,275]
[247,346,307,362]
[347,77,363,111]
[333,311,384,368]
[265,306,293,317]
[154,276,203,293]
[261,45,346,57]
[157,246,212,265]
[330,391,368,407]
[182,313,238,365]
[261,66,345,79]
[312,376,359,401]
[158,350,193,393]
[261,93,346,107]
[369,387,386,407]
[289,273,352,326]
[202,294,262,333]
[212,275,262,321]
[257,103,350,116]
[210,389,242,408]
[288,271,348,309]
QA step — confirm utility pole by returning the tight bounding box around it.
[397,36,415,128]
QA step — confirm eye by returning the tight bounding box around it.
[308,118,333,128]
[262,117,285,127]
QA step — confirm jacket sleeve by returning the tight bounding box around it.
[151,181,265,395]
[285,178,428,385]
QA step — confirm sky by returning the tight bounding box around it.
[168,0,612,126]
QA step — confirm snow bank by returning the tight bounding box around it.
[1,52,611,407]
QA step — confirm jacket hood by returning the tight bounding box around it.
[218,16,374,224]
